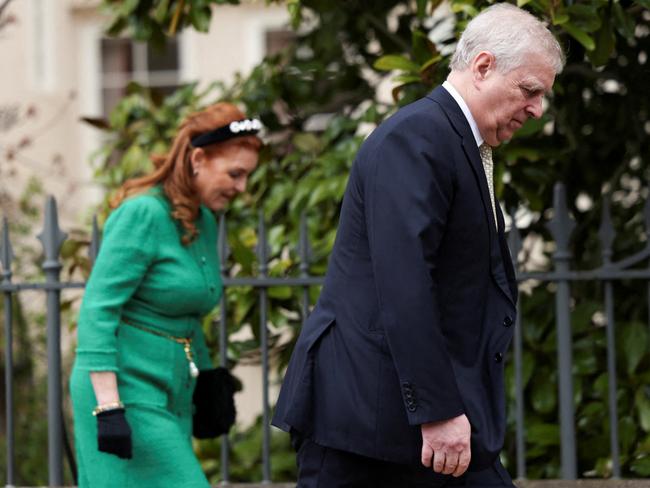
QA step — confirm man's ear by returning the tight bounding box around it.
[190,147,205,174]
[471,51,496,83]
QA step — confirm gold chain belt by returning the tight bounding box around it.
[121,318,199,378]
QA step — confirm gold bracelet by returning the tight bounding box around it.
[92,401,125,416]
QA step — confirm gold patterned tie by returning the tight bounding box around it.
[479,143,498,230]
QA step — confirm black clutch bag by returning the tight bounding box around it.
[192,367,238,439]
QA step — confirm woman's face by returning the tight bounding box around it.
[191,143,259,212]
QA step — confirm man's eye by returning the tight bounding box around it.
[229,171,242,179]
[522,87,540,98]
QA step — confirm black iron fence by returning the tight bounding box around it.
[1,182,649,486]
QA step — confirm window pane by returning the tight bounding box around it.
[101,38,133,74]
[265,29,295,56]
[147,38,179,72]
[102,87,127,115]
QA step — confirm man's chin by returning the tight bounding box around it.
[496,131,515,144]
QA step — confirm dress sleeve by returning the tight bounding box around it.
[74,196,160,371]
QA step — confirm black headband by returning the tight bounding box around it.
[190,118,263,147]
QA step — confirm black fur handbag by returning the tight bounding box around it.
[192,367,238,439]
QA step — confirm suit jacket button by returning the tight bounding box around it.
[494,352,503,363]
[503,316,513,327]
[408,404,417,412]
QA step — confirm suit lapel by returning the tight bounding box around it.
[427,87,498,241]
[494,203,517,306]
[428,87,515,307]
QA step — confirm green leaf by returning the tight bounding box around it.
[551,13,570,26]
[593,372,609,398]
[420,55,443,73]
[374,55,420,73]
[416,0,428,19]
[636,389,650,433]
[292,133,323,153]
[571,301,600,334]
[189,6,212,32]
[631,456,650,476]
[587,18,615,67]
[286,0,302,29]
[393,74,422,85]
[620,416,637,454]
[613,3,636,41]
[268,286,293,299]
[412,30,437,65]
[516,0,532,6]
[573,349,598,375]
[526,422,560,446]
[450,2,479,17]
[118,0,140,16]
[531,374,557,414]
[561,23,596,51]
[566,4,602,32]
[153,0,172,23]
[620,322,648,375]
[120,145,147,177]
[104,15,128,36]
[635,0,650,7]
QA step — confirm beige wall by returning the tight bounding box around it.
[0,0,95,226]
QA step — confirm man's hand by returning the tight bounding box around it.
[421,414,471,477]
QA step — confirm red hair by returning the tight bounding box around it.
[111,102,262,244]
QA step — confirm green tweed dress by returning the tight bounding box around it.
[70,186,222,488]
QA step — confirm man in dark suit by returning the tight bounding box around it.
[273,4,564,486]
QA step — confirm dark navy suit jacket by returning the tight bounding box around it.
[272,86,518,470]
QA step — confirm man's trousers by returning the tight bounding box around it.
[293,435,516,488]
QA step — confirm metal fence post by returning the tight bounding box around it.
[508,209,526,479]
[599,197,621,478]
[218,214,231,482]
[37,196,68,486]
[257,210,271,483]
[298,211,312,321]
[645,198,650,344]
[546,183,577,479]
[1,217,15,487]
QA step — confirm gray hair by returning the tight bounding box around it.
[450,3,565,74]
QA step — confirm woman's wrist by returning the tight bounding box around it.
[92,401,125,416]
[89,371,120,406]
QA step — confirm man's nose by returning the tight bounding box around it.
[526,96,544,119]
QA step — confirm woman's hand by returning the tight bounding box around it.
[90,371,131,458]
[96,409,132,459]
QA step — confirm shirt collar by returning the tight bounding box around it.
[442,80,484,147]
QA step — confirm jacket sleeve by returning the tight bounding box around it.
[364,125,465,426]
[74,197,160,371]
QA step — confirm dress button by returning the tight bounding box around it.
[201,256,207,264]
[503,316,513,327]
[494,352,503,363]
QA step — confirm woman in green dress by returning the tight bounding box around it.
[70,102,262,487]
